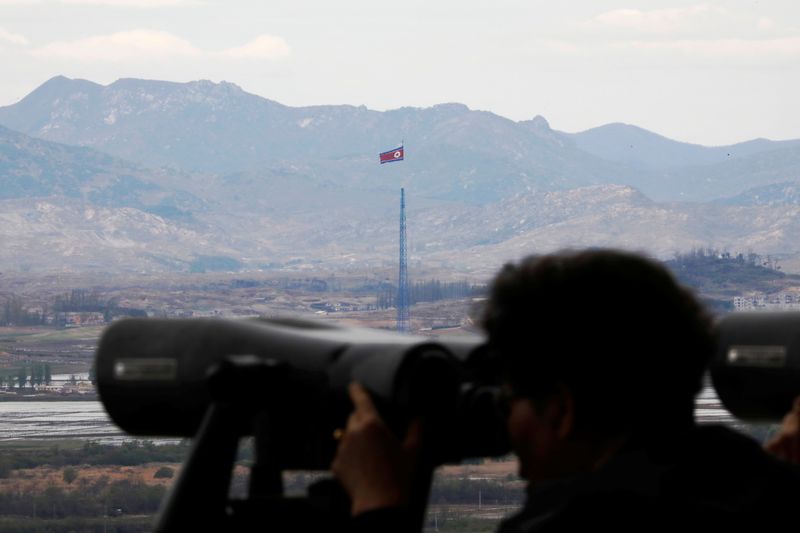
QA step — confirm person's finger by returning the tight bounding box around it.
[349,382,379,417]
[344,411,359,432]
[764,437,775,453]
[766,434,787,460]
[765,436,780,455]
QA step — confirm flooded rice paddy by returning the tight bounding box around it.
[0,401,125,443]
[0,383,741,444]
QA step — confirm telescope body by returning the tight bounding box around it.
[96,317,488,468]
[711,312,800,421]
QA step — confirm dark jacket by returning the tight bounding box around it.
[498,425,800,532]
[353,425,800,532]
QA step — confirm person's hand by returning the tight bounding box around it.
[330,382,423,516]
[765,396,800,464]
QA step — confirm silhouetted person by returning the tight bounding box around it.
[332,249,800,532]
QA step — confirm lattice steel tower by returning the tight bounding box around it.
[397,188,410,332]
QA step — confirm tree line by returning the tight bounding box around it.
[1,289,146,327]
[428,475,524,506]
[376,280,485,309]
[0,441,188,531]
[670,248,782,271]
[1,295,48,326]
[0,362,52,390]
[0,477,165,523]
[0,441,189,474]
[666,248,788,293]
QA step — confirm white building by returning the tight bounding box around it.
[733,291,800,312]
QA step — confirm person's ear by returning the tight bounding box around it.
[545,384,575,441]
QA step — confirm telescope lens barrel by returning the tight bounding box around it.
[95,317,506,468]
[711,312,800,421]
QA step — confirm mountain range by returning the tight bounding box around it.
[1,76,799,274]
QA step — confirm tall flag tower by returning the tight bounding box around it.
[397,188,410,332]
[379,144,410,332]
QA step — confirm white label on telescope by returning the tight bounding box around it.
[114,358,178,381]
[727,345,786,368]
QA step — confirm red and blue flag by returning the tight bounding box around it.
[379,146,404,164]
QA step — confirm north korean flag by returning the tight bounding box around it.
[379,146,404,164]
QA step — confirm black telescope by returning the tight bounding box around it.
[711,312,800,421]
[97,316,467,467]
[95,317,507,532]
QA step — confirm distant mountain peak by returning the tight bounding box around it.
[42,74,70,86]
[22,75,101,101]
[521,115,552,132]
[40,75,96,87]
[532,114,549,126]
[578,122,668,139]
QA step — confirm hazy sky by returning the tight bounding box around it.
[1,0,798,145]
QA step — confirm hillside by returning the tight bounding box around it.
[3,77,800,204]
[568,122,800,171]
[0,124,202,220]
[0,77,634,204]
[665,251,800,312]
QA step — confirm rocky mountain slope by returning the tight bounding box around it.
[3,77,799,204]
[0,77,621,204]
[720,179,800,206]
[0,124,202,220]
[2,77,800,274]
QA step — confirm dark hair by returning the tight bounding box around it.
[482,249,715,435]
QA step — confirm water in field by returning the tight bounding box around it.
[0,401,126,443]
[0,384,740,444]
[695,384,736,424]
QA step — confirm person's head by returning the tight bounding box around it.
[482,249,714,481]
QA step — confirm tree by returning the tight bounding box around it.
[17,367,27,390]
[31,364,42,388]
[153,466,174,479]
[88,364,96,386]
[0,457,12,479]
[62,467,78,485]
[44,363,52,386]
